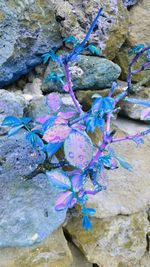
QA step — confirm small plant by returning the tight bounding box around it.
[2,7,150,231]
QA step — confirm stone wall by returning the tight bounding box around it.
[0,0,150,266]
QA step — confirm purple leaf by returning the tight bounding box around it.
[55,191,74,210]
[36,115,52,124]
[47,93,61,112]
[71,174,83,192]
[58,111,76,119]
[68,198,77,208]
[141,108,150,120]
[64,130,93,169]
[43,124,71,143]
[46,170,71,190]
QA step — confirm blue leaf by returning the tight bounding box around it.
[116,156,133,172]
[63,36,79,47]
[86,44,101,56]
[129,44,145,56]
[92,97,114,117]
[82,215,92,231]
[1,116,21,126]
[42,49,59,64]
[81,207,96,215]
[20,117,32,125]
[42,116,56,132]
[42,142,63,157]
[26,132,44,148]
[86,116,105,132]
[8,124,23,137]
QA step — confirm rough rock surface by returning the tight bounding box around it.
[53,0,129,59]
[114,45,150,84]
[127,0,150,46]
[42,55,121,92]
[65,212,149,267]
[123,0,139,7]
[69,242,92,267]
[120,87,150,121]
[0,89,28,135]
[0,170,67,247]
[0,0,62,87]
[86,119,150,218]
[0,228,72,267]
[0,132,45,177]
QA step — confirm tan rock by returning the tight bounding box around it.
[127,0,150,46]
[86,118,150,218]
[0,228,72,267]
[68,242,92,267]
[120,87,150,121]
[65,212,149,267]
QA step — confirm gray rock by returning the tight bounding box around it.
[0,90,28,135]
[53,0,129,59]
[0,132,45,177]
[0,0,62,87]
[123,0,139,7]
[42,55,121,92]
[0,172,67,247]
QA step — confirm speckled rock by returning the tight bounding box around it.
[0,89,28,135]
[0,0,62,87]
[0,228,72,267]
[53,0,129,59]
[42,55,121,92]
[86,118,150,218]
[0,131,45,177]
[65,212,149,267]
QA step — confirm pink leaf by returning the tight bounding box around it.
[46,170,71,189]
[55,191,74,210]
[58,111,76,119]
[47,93,61,112]
[64,130,93,169]
[36,115,52,124]
[43,124,71,143]
[71,123,86,131]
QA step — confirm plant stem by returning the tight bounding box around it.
[64,63,82,113]
[112,128,150,143]
[69,112,90,126]
[127,45,150,93]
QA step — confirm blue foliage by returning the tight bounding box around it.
[43,142,63,157]
[26,131,44,148]
[92,96,114,117]
[85,44,101,56]
[129,44,145,56]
